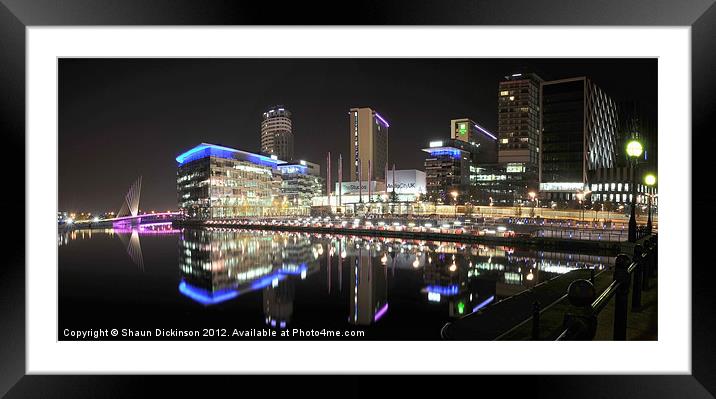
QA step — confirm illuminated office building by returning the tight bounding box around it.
[276,160,323,215]
[261,105,294,161]
[540,77,617,202]
[176,143,284,219]
[497,73,543,202]
[422,139,480,204]
[349,107,389,182]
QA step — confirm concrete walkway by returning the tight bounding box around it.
[594,272,658,341]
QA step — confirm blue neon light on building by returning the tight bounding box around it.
[425,284,459,296]
[176,143,284,168]
[425,148,463,160]
[178,281,239,305]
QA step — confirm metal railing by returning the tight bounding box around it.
[554,234,658,340]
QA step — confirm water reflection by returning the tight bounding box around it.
[59,227,614,336]
[176,228,613,330]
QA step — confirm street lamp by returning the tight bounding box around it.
[528,191,538,209]
[451,190,459,217]
[576,192,584,222]
[626,139,643,242]
[644,173,656,234]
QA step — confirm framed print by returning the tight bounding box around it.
[1,0,713,397]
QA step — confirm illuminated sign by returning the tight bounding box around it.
[386,170,426,194]
[458,123,467,136]
[429,140,443,148]
[474,174,506,181]
[336,181,383,195]
[506,163,525,173]
[540,182,585,191]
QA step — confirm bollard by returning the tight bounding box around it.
[643,239,652,290]
[531,301,541,340]
[632,245,643,310]
[613,254,631,340]
[563,279,597,340]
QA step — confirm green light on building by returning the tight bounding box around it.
[459,123,467,136]
[457,301,465,314]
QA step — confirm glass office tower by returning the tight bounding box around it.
[176,143,284,219]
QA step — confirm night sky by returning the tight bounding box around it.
[58,58,656,212]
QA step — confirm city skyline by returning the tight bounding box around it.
[59,58,656,212]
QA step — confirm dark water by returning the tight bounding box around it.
[58,227,615,340]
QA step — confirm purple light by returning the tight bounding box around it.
[110,212,180,222]
[113,227,181,235]
[472,295,495,312]
[474,123,497,140]
[373,303,389,322]
[139,222,173,228]
[374,113,390,127]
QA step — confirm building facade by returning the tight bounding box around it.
[349,107,389,182]
[497,72,543,202]
[422,139,480,204]
[176,143,284,219]
[261,105,294,161]
[588,166,657,208]
[276,160,324,215]
[540,77,618,202]
[470,163,513,204]
[450,118,498,163]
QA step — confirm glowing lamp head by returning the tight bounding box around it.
[644,174,657,186]
[626,140,643,158]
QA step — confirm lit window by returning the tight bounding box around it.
[500,90,509,96]
[611,183,616,191]
[509,96,515,101]
[617,183,622,192]
[501,138,509,144]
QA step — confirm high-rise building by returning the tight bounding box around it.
[450,118,498,163]
[261,105,294,161]
[540,77,618,202]
[497,73,543,201]
[349,107,389,182]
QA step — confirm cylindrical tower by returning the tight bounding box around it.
[261,105,294,161]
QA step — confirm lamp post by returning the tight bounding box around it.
[528,191,537,210]
[626,139,643,242]
[451,190,459,218]
[644,173,656,234]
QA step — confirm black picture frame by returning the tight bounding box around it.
[1,0,711,397]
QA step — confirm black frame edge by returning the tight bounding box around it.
[692,0,716,396]
[0,1,26,397]
[0,0,713,397]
